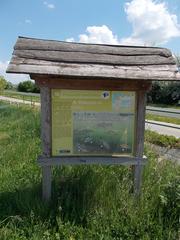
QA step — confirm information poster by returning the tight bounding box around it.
[52,90,135,156]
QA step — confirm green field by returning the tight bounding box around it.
[0,102,179,239]
[146,113,180,125]
[0,90,40,103]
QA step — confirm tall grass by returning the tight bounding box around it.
[0,102,179,239]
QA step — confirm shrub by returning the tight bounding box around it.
[17,80,40,93]
[147,81,180,105]
[0,75,7,91]
[5,81,14,90]
[0,76,16,91]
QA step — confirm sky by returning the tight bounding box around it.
[1,0,180,84]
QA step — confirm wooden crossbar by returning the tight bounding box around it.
[38,155,147,166]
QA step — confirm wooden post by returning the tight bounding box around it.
[133,90,146,196]
[42,166,51,201]
[40,86,52,201]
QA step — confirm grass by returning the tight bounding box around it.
[146,113,180,125]
[0,102,180,239]
[147,103,180,110]
[145,130,180,149]
[0,90,40,103]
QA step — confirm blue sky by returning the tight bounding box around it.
[1,0,180,83]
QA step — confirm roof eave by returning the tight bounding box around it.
[6,63,180,81]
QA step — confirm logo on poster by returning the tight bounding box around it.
[101,91,110,99]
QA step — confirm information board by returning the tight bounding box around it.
[52,90,135,156]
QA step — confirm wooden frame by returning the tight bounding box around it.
[32,74,152,91]
[34,76,151,201]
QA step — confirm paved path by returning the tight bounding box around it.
[145,120,180,138]
[146,106,180,119]
[1,96,180,138]
[0,96,40,106]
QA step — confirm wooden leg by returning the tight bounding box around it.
[133,91,147,196]
[42,166,51,201]
[133,164,143,196]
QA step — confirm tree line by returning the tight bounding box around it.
[0,76,40,93]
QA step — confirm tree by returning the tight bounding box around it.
[0,76,7,91]
[18,80,34,92]
[33,84,40,93]
[147,81,180,105]
[5,81,14,90]
[17,80,40,93]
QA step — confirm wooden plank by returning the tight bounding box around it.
[135,91,146,157]
[38,156,147,166]
[10,56,178,71]
[15,37,172,57]
[133,91,147,196]
[7,63,180,81]
[42,166,51,201]
[33,77,152,91]
[40,86,52,201]
[40,87,51,156]
[13,49,175,65]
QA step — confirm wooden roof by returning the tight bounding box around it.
[7,36,180,81]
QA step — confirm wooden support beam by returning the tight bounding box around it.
[33,75,152,92]
[40,86,51,156]
[133,91,147,196]
[38,156,147,166]
[40,86,52,201]
[42,166,51,201]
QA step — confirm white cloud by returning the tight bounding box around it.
[43,1,55,9]
[120,37,144,46]
[25,19,32,24]
[66,37,75,42]
[66,0,180,46]
[0,61,29,84]
[78,25,119,44]
[121,0,180,45]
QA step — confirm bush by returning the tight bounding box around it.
[5,81,14,90]
[147,81,180,105]
[0,76,16,91]
[17,80,40,93]
[0,75,7,91]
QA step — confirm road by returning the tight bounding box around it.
[146,106,180,119]
[145,120,180,138]
[0,96,180,138]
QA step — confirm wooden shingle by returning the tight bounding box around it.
[7,36,180,81]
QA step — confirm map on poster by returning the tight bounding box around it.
[51,89,135,156]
